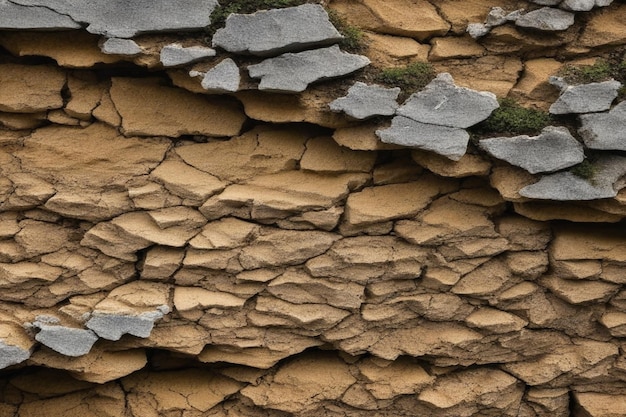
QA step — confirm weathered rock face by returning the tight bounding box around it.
[1,1,626,417]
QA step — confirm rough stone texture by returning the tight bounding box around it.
[213,4,342,56]
[361,0,450,40]
[248,45,370,93]
[199,58,240,93]
[549,77,621,114]
[0,64,65,113]
[579,101,626,151]
[32,319,98,357]
[479,126,585,174]
[100,38,142,56]
[329,82,400,119]
[515,7,575,31]
[0,1,80,30]
[160,43,216,67]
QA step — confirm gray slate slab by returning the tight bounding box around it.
[101,38,142,56]
[10,0,219,38]
[329,82,400,119]
[247,45,370,93]
[200,58,241,93]
[0,1,80,30]
[397,73,499,128]
[376,116,470,161]
[479,126,584,174]
[520,155,626,200]
[34,323,98,357]
[579,101,626,151]
[515,7,575,31]
[0,340,30,370]
[561,0,613,11]
[212,4,342,56]
[86,306,168,341]
[549,77,621,114]
[160,44,216,67]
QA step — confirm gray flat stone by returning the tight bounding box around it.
[248,45,370,93]
[520,155,626,200]
[549,77,621,114]
[200,58,240,93]
[212,4,342,56]
[561,0,613,11]
[10,0,218,38]
[397,73,499,128]
[85,306,168,341]
[160,43,216,67]
[376,115,470,161]
[479,126,584,174]
[467,7,524,38]
[515,7,575,31]
[579,101,626,151]
[101,38,142,56]
[33,319,98,357]
[0,0,80,30]
[329,82,400,119]
[529,0,562,5]
[0,340,30,369]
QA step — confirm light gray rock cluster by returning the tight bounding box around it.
[160,44,216,67]
[530,0,613,11]
[31,316,98,357]
[579,101,626,151]
[248,45,370,93]
[467,7,523,38]
[467,6,575,38]
[0,340,31,369]
[212,4,342,56]
[86,306,169,341]
[100,38,142,56]
[549,76,621,114]
[479,126,585,174]
[329,82,400,119]
[8,0,219,38]
[376,73,499,160]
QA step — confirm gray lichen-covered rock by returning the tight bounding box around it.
[515,7,575,31]
[479,126,585,174]
[520,155,626,200]
[0,340,31,369]
[329,82,400,119]
[376,116,470,161]
[397,73,499,129]
[32,318,98,357]
[10,0,219,38]
[579,101,626,151]
[549,77,621,114]
[247,45,370,93]
[561,0,613,11]
[160,44,216,67]
[86,306,169,341]
[0,1,81,30]
[200,58,241,93]
[212,4,342,56]
[100,38,142,56]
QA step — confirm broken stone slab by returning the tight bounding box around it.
[574,392,626,417]
[376,116,470,161]
[329,82,400,119]
[10,0,219,38]
[466,7,524,38]
[247,45,370,93]
[30,317,98,357]
[85,306,169,341]
[197,58,240,93]
[479,126,584,174]
[160,43,216,67]
[561,0,614,11]
[212,4,342,56]
[549,77,621,114]
[515,7,575,31]
[519,155,626,200]
[0,1,80,30]
[579,101,626,151]
[397,73,499,128]
[100,38,141,56]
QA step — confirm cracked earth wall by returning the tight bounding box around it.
[0,1,625,416]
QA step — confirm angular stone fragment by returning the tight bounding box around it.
[241,352,356,413]
[552,224,626,262]
[0,262,63,286]
[160,43,216,67]
[519,155,626,200]
[600,311,626,337]
[329,82,400,119]
[397,73,499,128]
[32,319,98,357]
[479,126,584,174]
[579,101,626,151]
[411,151,491,178]
[199,58,240,92]
[542,275,619,304]
[255,295,350,331]
[110,77,246,137]
[515,7,575,31]
[151,160,227,205]
[110,210,204,247]
[248,45,370,93]
[362,0,450,40]
[173,287,247,312]
[141,247,184,280]
[465,307,528,333]
[300,136,377,173]
[100,38,141,56]
[0,64,65,113]
[213,4,342,56]
[86,308,168,341]
[574,392,626,417]
[11,0,219,38]
[0,1,80,30]
[359,357,434,400]
[549,77,621,114]
[561,0,614,11]
[0,326,32,369]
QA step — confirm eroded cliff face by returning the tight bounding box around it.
[0,1,625,416]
